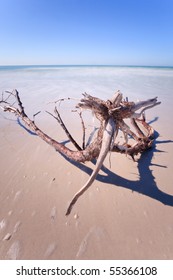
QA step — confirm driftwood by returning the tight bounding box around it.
[0,89,161,215]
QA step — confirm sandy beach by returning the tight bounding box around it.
[0,66,173,260]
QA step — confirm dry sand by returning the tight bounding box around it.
[0,100,173,260]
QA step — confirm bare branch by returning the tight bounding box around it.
[78,110,86,149]
[46,107,82,151]
[47,97,80,106]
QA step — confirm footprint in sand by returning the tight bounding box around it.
[6,241,21,260]
[0,219,6,231]
[76,226,105,258]
[3,221,22,241]
[8,210,13,216]
[13,190,22,202]
[3,233,12,241]
[44,243,57,257]
[50,206,57,221]
[13,221,22,234]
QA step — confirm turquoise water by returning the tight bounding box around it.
[0,65,173,71]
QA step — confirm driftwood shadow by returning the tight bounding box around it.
[17,117,37,136]
[60,123,173,208]
[15,113,173,207]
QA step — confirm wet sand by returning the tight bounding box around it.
[0,97,173,260]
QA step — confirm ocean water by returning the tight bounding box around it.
[0,65,173,124]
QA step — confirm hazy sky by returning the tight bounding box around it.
[0,0,173,66]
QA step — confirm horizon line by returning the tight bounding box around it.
[0,64,173,68]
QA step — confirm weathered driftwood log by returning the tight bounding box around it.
[0,89,161,215]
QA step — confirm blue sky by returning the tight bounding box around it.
[0,0,173,66]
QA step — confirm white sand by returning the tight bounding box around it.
[0,99,173,260]
[0,66,173,259]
